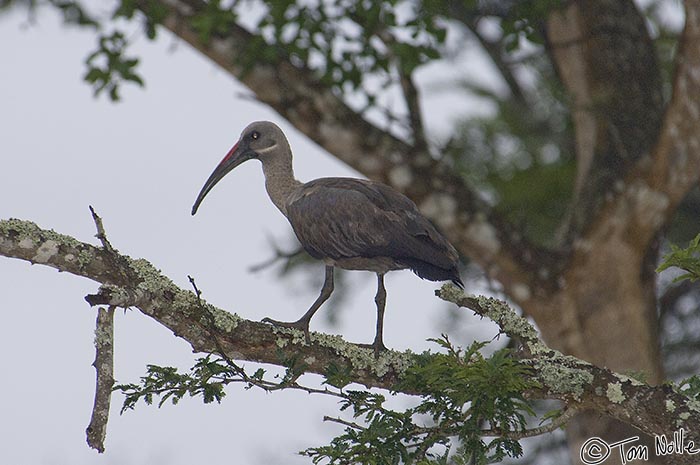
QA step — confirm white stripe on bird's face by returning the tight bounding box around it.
[255,142,279,155]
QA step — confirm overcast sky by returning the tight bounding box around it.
[0,4,504,464]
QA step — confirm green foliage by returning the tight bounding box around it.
[657,234,700,283]
[323,362,354,389]
[117,337,540,464]
[115,354,309,414]
[115,356,232,413]
[304,336,538,464]
[676,375,700,401]
[84,31,143,101]
[489,160,575,244]
[1,0,98,26]
[114,356,243,413]
[75,0,169,100]
[113,0,167,40]
[250,0,449,109]
[500,0,563,50]
[622,370,649,384]
[447,40,574,246]
[189,0,238,44]
[306,391,428,465]
[49,0,98,27]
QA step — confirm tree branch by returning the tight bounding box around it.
[85,306,114,453]
[481,406,579,440]
[0,218,413,390]
[575,0,700,256]
[89,205,114,252]
[641,0,700,229]
[546,0,665,239]
[445,6,529,106]
[436,286,700,445]
[2,217,699,444]
[374,28,428,152]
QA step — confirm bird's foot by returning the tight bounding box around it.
[358,339,388,359]
[261,317,311,344]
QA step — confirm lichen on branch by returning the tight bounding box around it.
[3,217,700,459]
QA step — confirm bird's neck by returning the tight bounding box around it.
[261,156,302,216]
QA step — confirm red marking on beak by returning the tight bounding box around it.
[218,142,239,167]
[192,140,252,216]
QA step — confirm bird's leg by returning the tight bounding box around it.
[262,265,334,343]
[360,273,388,357]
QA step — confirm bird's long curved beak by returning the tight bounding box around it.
[191,141,254,215]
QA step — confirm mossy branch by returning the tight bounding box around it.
[436,285,700,448]
[0,217,414,390]
[2,216,700,458]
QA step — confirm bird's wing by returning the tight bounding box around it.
[286,178,458,269]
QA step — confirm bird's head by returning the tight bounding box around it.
[191,121,286,215]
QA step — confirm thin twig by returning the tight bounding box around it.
[185,275,309,390]
[322,415,366,431]
[462,17,528,106]
[86,305,115,453]
[247,245,304,273]
[187,275,238,368]
[322,404,576,451]
[399,71,427,152]
[376,29,428,152]
[481,406,578,440]
[219,376,346,398]
[411,428,443,461]
[89,205,114,252]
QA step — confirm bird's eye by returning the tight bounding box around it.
[251,131,260,140]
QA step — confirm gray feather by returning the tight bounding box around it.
[286,178,461,284]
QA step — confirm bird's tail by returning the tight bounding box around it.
[402,258,464,288]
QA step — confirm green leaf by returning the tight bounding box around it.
[323,362,353,389]
[677,375,700,400]
[657,234,700,282]
[190,0,237,44]
[83,30,145,101]
[112,0,137,20]
[50,0,99,28]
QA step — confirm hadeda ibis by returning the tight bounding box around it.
[192,121,462,354]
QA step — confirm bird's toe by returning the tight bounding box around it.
[261,317,312,343]
[358,340,388,358]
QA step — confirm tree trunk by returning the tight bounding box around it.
[537,2,673,462]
